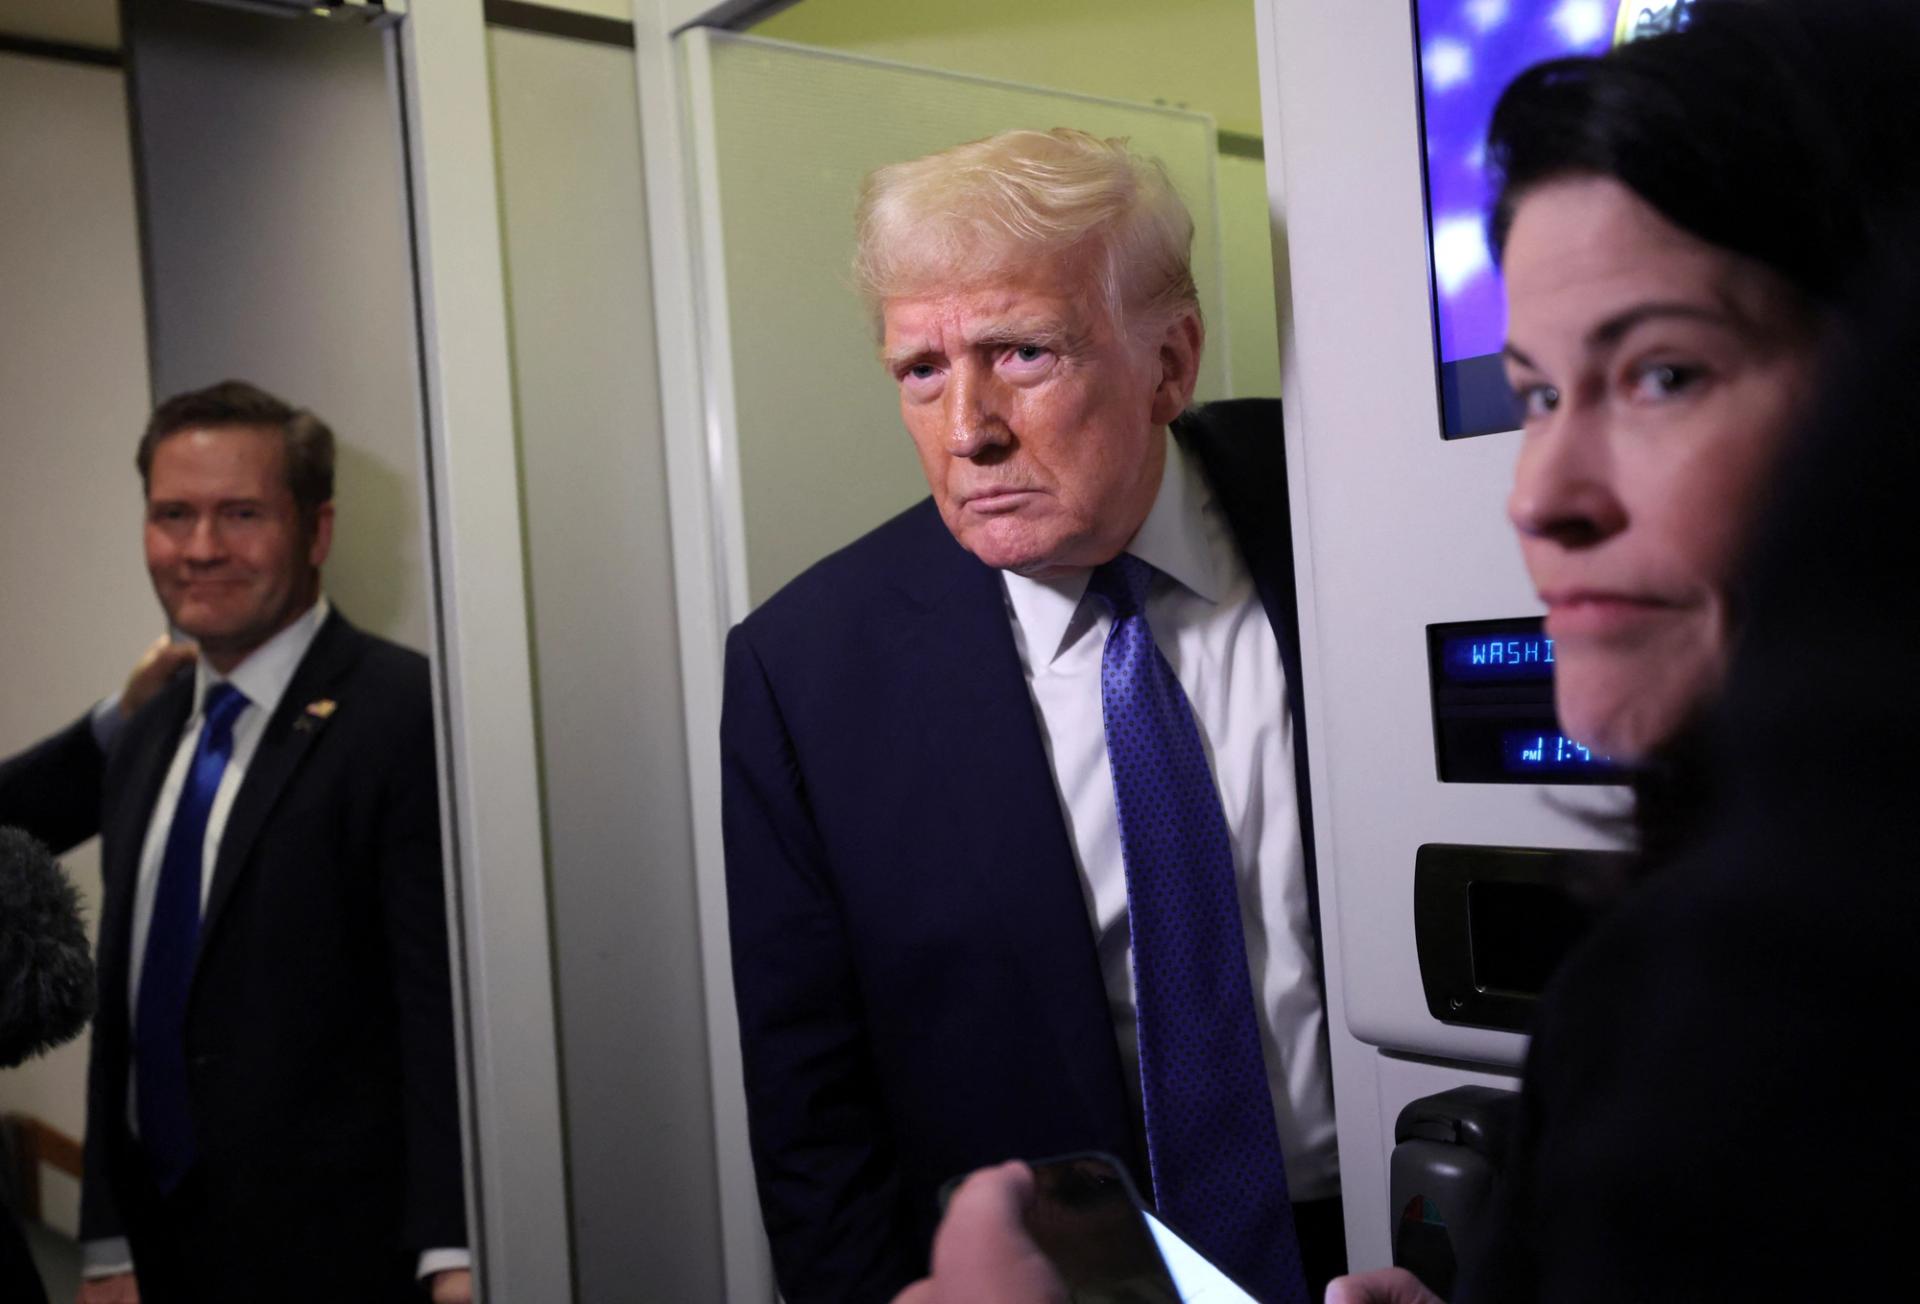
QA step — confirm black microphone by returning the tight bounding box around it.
[0,826,96,1070]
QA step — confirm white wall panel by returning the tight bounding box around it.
[0,50,151,1236]
[489,23,726,1301]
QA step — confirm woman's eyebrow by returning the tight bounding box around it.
[1586,301,1729,349]
[1502,342,1541,371]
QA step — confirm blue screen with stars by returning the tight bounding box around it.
[1415,1,1696,436]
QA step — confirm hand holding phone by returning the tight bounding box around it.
[927,1154,1260,1304]
[898,1161,1066,1304]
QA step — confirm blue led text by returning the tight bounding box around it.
[1469,637,1553,667]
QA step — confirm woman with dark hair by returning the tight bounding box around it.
[896,3,1920,1301]
[1494,0,1920,781]
[1337,0,1920,1296]
[1342,210,1920,1304]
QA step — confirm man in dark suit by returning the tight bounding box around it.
[0,382,468,1303]
[722,128,1341,1304]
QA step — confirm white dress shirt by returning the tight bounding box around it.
[1000,435,1340,1201]
[124,597,331,1011]
[86,597,468,1282]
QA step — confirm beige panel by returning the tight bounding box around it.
[1218,152,1283,400]
[0,0,118,48]
[126,2,430,652]
[534,0,633,17]
[488,24,726,1301]
[700,32,1227,606]
[0,52,152,1224]
[755,0,1265,136]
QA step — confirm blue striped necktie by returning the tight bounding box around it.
[136,680,248,1193]
[1088,553,1307,1304]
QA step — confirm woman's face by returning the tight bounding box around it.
[1503,176,1816,762]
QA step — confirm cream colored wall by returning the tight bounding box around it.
[487,22,725,1296]
[0,0,638,48]
[0,51,154,1237]
[1217,152,1284,398]
[753,0,1285,398]
[0,0,118,47]
[756,0,1264,133]
[540,0,633,16]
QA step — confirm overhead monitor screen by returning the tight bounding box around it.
[1414,0,1696,438]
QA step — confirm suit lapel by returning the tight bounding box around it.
[889,520,1137,1140]
[197,613,363,958]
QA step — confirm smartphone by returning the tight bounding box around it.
[944,1152,1261,1304]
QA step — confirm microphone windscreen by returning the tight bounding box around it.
[0,826,96,1070]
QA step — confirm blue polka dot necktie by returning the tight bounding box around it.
[1088,553,1307,1304]
[136,680,248,1193]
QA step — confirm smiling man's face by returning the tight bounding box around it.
[144,423,332,673]
[881,249,1199,578]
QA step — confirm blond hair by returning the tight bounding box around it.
[854,127,1200,337]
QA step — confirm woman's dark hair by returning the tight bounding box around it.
[1486,0,1920,871]
[1487,0,1920,310]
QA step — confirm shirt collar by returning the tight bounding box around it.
[1001,433,1222,667]
[193,596,331,721]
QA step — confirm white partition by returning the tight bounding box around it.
[1253,0,1628,1266]
[489,21,727,1301]
[683,29,1230,609]
[0,46,152,1239]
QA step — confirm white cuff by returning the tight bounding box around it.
[418,1247,472,1279]
[80,1235,134,1279]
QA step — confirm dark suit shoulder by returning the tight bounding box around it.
[334,623,431,695]
[0,712,107,854]
[737,498,969,654]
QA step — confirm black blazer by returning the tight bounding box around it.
[8,612,465,1298]
[720,400,1317,1304]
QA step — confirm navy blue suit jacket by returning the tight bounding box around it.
[721,400,1317,1303]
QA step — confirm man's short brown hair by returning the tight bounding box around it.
[137,380,335,521]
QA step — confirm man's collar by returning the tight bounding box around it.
[1001,434,1221,667]
[193,596,331,720]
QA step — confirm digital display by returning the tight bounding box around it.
[1501,730,1615,774]
[1427,616,1626,785]
[1440,632,1555,681]
[1415,0,1697,438]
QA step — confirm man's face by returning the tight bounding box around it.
[144,423,333,672]
[881,251,1199,577]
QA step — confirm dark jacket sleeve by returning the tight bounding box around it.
[77,1075,127,1248]
[0,713,106,854]
[720,624,917,1304]
[374,672,469,1254]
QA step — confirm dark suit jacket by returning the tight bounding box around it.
[0,1181,47,1304]
[4,612,465,1299]
[0,705,107,854]
[721,400,1317,1304]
